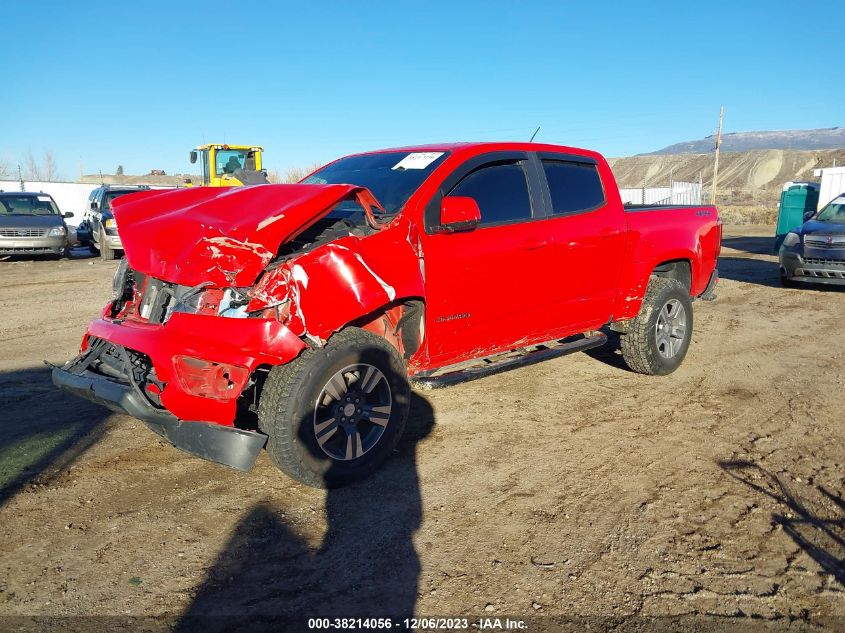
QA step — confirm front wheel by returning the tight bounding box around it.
[258,327,410,488]
[621,276,693,375]
[99,230,116,260]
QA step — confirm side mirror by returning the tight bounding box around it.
[803,210,815,222]
[437,196,481,233]
[64,212,74,218]
[90,202,98,210]
[189,151,198,164]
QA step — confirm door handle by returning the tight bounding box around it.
[522,238,548,250]
[599,228,623,239]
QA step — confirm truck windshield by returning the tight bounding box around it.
[303,151,450,214]
[815,198,845,223]
[0,195,60,215]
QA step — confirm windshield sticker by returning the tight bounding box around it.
[37,195,52,202]
[392,152,444,171]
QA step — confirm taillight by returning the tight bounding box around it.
[172,355,249,401]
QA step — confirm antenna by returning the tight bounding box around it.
[529,126,541,143]
[99,170,104,185]
[17,165,24,191]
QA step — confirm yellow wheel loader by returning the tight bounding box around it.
[188,144,269,187]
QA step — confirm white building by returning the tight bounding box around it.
[812,166,845,211]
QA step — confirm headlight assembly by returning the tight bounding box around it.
[782,232,801,248]
[47,225,67,237]
[112,257,131,301]
[104,218,117,229]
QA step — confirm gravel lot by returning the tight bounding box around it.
[0,227,842,631]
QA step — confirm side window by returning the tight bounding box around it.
[542,160,605,215]
[448,161,532,225]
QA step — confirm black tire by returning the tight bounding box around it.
[258,327,410,488]
[88,242,99,255]
[99,230,116,260]
[621,276,693,376]
[780,274,798,288]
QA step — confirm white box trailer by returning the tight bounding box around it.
[813,166,845,211]
[0,180,97,227]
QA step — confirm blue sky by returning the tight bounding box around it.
[3,0,843,179]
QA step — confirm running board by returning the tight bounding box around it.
[411,332,607,389]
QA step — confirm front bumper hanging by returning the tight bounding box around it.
[52,339,266,471]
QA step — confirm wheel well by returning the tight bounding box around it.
[652,260,691,292]
[348,298,425,361]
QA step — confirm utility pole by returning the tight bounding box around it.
[711,105,724,205]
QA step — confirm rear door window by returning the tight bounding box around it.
[448,161,532,226]
[542,160,605,215]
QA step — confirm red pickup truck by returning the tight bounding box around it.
[53,142,720,487]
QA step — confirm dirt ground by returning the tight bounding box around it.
[0,227,843,632]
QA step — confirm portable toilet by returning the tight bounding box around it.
[774,182,819,252]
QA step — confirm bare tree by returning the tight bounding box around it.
[42,151,59,181]
[267,163,323,184]
[22,150,61,181]
[23,151,41,180]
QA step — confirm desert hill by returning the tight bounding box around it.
[645,127,845,155]
[609,148,845,223]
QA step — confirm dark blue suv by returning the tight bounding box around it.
[76,185,149,260]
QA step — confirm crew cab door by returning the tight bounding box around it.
[420,153,554,365]
[531,153,627,330]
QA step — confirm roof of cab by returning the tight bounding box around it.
[349,141,602,161]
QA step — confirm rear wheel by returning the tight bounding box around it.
[258,327,410,488]
[621,276,693,375]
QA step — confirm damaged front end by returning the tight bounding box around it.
[53,184,424,470]
[52,336,268,471]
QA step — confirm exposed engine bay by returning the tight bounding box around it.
[274,207,375,261]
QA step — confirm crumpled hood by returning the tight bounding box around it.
[112,184,371,287]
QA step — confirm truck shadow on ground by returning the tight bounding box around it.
[176,392,435,632]
[718,256,785,289]
[721,236,776,256]
[583,329,632,372]
[719,460,844,587]
[719,256,845,292]
[0,366,109,507]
